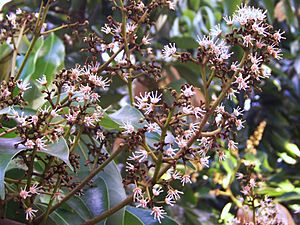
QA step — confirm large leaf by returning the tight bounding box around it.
[75,135,126,225]
[16,36,44,81]
[109,105,147,129]
[0,138,26,199]
[38,138,73,170]
[31,33,65,83]
[125,206,179,225]
[36,177,108,225]
[0,137,72,199]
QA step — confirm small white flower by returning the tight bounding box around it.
[96,130,105,141]
[101,24,112,34]
[19,186,31,199]
[125,162,135,171]
[25,139,35,149]
[29,183,41,195]
[228,140,238,151]
[17,81,31,92]
[167,188,184,201]
[181,174,192,186]
[134,149,148,162]
[133,187,143,202]
[36,137,47,151]
[36,75,47,86]
[233,106,244,117]
[151,206,167,223]
[242,35,254,47]
[146,122,160,133]
[149,91,162,104]
[142,35,152,45]
[235,119,245,130]
[164,145,177,158]
[200,156,210,168]
[136,197,149,208]
[162,43,176,59]
[165,196,176,206]
[25,207,38,221]
[121,121,135,135]
[181,85,195,98]
[152,185,163,196]
[233,74,250,91]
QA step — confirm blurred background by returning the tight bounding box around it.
[1,0,300,224]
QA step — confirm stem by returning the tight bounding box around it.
[201,64,209,109]
[80,195,133,225]
[11,21,26,79]
[127,78,134,106]
[14,1,51,81]
[33,145,124,224]
[0,127,17,137]
[41,177,61,225]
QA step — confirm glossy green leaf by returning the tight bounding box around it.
[17,36,44,81]
[0,138,26,199]
[126,207,179,225]
[38,138,73,170]
[31,33,65,83]
[109,105,147,129]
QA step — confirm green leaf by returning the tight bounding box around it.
[17,36,44,81]
[77,135,126,225]
[99,112,121,131]
[109,105,147,129]
[0,138,26,199]
[38,138,73,170]
[223,0,242,16]
[31,33,65,83]
[126,207,179,225]
[220,203,232,220]
[278,152,297,165]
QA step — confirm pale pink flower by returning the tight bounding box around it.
[151,206,167,223]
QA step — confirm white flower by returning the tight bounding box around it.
[36,137,47,151]
[133,187,143,201]
[169,169,181,180]
[162,43,176,59]
[233,106,244,117]
[134,149,148,162]
[164,145,177,158]
[24,139,35,149]
[228,140,238,151]
[166,0,177,10]
[200,156,210,168]
[149,91,162,104]
[175,137,187,148]
[181,174,192,186]
[235,119,245,130]
[165,196,176,206]
[134,92,149,110]
[19,186,31,199]
[142,35,152,45]
[17,81,31,92]
[181,85,195,98]
[36,75,47,86]
[210,24,222,37]
[96,130,105,141]
[151,206,167,223]
[182,105,193,114]
[25,207,38,221]
[101,24,112,34]
[29,115,39,126]
[242,34,254,47]
[233,74,250,91]
[152,185,163,196]
[121,121,135,135]
[146,122,160,133]
[29,183,41,195]
[273,30,286,42]
[125,162,135,171]
[167,188,184,201]
[136,197,149,208]
[194,107,205,118]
